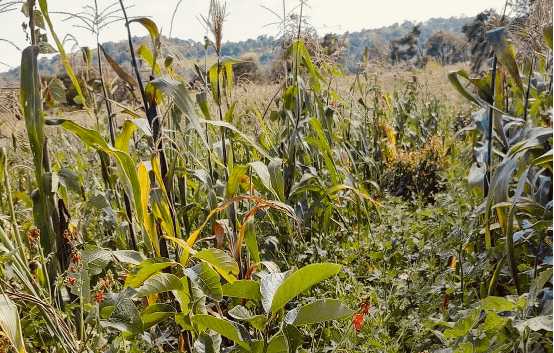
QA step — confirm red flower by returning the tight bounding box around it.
[104,279,110,288]
[68,277,75,286]
[96,290,104,303]
[70,266,76,273]
[72,253,80,262]
[352,313,364,330]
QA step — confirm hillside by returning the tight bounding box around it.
[0,16,471,85]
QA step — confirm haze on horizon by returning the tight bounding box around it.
[0,0,508,72]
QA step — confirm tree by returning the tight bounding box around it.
[390,24,423,65]
[425,31,467,65]
[462,10,499,72]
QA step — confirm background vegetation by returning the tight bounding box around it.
[0,0,552,352]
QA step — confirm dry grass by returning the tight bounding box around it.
[0,62,471,139]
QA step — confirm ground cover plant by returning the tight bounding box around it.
[0,0,552,352]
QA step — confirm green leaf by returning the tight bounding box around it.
[486,28,523,91]
[125,258,177,288]
[227,305,266,331]
[150,76,208,147]
[514,315,553,332]
[261,270,293,313]
[0,293,27,353]
[544,26,553,49]
[285,299,354,326]
[102,297,143,334]
[267,333,288,353]
[191,315,251,349]
[81,245,112,275]
[222,280,261,300]
[479,296,516,311]
[48,78,66,103]
[483,311,508,331]
[271,263,341,314]
[136,273,184,297]
[448,70,481,105]
[528,268,553,308]
[45,118,144,225]
[21,46,44,182]
[114,120,138,153]
[138,45,161,75]
[444,310,479,338]
[226,164,249,198]
[57,167,82,195]
[140,303,176,331]
[249,161,278,199]
[193,249,239,283]
[185,262,223,301]
[112,250,146,265]
[244,219,260,264]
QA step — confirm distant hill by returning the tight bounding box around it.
[0,16,472,85]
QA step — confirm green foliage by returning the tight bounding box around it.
[0,3,551,353]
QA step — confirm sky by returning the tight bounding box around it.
[0,0,509,72]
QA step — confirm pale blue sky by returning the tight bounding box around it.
[1,0,508,71]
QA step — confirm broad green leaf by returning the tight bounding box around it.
[514,315,553,332]
[45,118,144,224]
[283,324,303,353]
[81,245,112,275]
[448,70,481,105]
[209,62,224,104]
[115,120,138,153]
[150,76,208,147]
[125,258,177,288]
[185,262,223,301]
[21,46,44,182]
[99,44,137,88]
[136,273,184,297]
[227,305,266,331]
[249,161,278,199]
[138,45,161,75]
[102,297,143,334]
[269,160,285,202]
[222,280,261,300]
[484,311,508,331]
[271,263,341,314]
[528,268,553,308]
[193,249,239,283]
[196,92,211,120]
[444,310,479,338]
[112,250,146,265]
[479,296,516,311]
[267,333,288,353]
[140,303,176,331]
[226,164,249,198]
[57,167,82,195]
[0,293,27,353]
[244,218,260,264]
[486,28,523,91]
[261,271,293,313]
[191,315,251,349]
[194,331,219,353]
[48,78,66,103]
[285,299,354,326]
